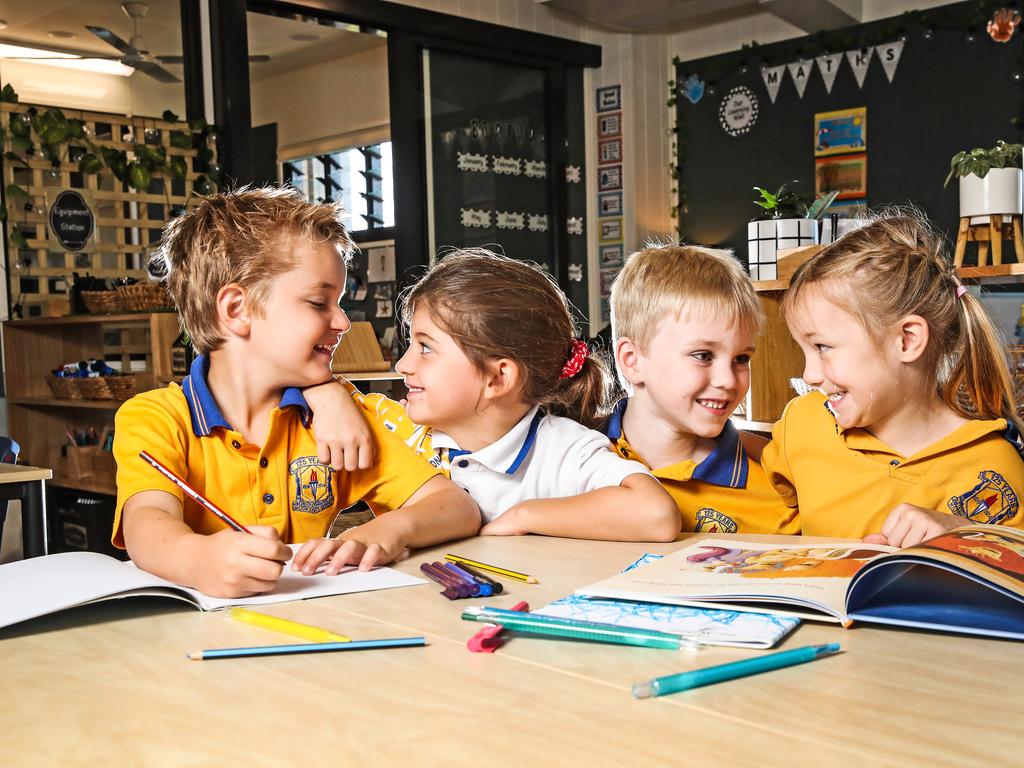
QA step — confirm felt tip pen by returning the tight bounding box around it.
[443,562,490,596]
[418,562,463,599]
[451,561,503,594]
[632,642,842,699]
[228,607,351,643]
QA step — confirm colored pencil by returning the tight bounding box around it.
[444,553,538,584]
[187,636,428,660]
[139,450,251,534]
[228,607,351,643]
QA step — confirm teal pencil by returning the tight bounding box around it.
[632,642,841,698]
[187,636,427,661]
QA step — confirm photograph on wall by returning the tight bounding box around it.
[596,85,622,112]
[599,267,619,295]
[815,153,867,200]
[599,243,624,268]
[597,112,621,138]
[598,138,622,164]
[598,164,622,191]
[814,107,866,156]
[599,217,623,243]
[598,191,623,217]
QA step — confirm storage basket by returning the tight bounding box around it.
[45,374,83,400]
[105,374,137,400]
[81,290,123,314]
[77,376,113,399]
[117,283,173,312]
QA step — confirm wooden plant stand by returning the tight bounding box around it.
[953,214,1024,267]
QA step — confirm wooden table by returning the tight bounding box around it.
[0,533,1018,766]
[0,464,52,558]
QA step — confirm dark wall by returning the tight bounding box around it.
[676,2,1021,260]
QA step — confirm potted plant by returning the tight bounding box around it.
[945,140,1023,224]
[747,183,839,280]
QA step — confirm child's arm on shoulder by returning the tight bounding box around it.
[302,377,375,471]
[121,490,292,597]
[480,472,680,541]
[863,503,966,548]
[291,474,481,573]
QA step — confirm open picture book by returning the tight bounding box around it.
[577,525,1024,641]
[0,545,426,631]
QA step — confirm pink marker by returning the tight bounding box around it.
[466,601,529,653]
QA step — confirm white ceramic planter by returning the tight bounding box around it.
[959,167,1023,224]
[747,218,818,280]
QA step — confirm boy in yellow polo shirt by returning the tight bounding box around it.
[607,244,795,534]
[113,188,479,598]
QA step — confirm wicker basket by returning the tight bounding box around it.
[81,290,123,314]
[105,374,137,400]
[77,376,113,399]
[117,283,173,312]
[45,375,83,400]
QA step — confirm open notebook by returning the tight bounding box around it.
[0,545,426,630]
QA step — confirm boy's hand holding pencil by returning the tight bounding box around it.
[186,526,293,598]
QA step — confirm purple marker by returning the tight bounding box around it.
[419,562,460,600]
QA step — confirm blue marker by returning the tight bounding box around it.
[632,643,841,698]
[445,561,492,596]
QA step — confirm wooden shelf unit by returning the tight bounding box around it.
[747,262,1023,425]
[4,312,180,495]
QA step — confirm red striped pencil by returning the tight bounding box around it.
[139,450,252,534]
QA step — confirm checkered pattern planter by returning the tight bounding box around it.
[747,218,818,280]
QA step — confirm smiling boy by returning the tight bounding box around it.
[608,244,796,534]
[112,188,479,597]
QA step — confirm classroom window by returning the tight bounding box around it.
[282,142,395,233]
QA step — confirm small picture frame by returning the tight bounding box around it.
[599,218,623,243]
[598,165,622,192]
[597,112,621,138]
[599,243,624,269]
[596,85,622,113]
[815,153,867,200]
[598,138,622,165]
[598,191,623,217]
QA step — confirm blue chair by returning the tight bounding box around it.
[0,437,21,555]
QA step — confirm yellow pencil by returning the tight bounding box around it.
[443,554,539,584]
[228,607,351,643]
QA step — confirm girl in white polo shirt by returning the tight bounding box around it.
[351,248,680,542]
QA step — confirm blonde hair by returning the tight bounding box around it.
[784,210,1021,429]
[151,186,353,355]
[399,248,611,429]
[610,243,765,353]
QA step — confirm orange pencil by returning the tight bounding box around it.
[139,450,252,534]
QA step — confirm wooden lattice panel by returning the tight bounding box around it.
[1,103,209,313]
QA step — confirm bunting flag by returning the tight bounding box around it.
[787,58,813,98]
[844,47,874,88]
[815,53,842,93]
[874,40,904,83]
[761,64,786,103]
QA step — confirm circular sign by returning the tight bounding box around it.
[48,190,94,252]
[718,86,759,137]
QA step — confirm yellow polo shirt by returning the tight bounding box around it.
[762,391,1024,538]
[112,356,439,549]
[602,398,796,534]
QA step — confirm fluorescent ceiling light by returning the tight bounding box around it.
[0,43,133,77]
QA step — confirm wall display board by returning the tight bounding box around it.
[674,1,1021,262]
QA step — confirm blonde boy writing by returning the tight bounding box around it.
[112,188,479,597]
[608,244,794,533]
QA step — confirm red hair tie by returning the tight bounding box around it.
[559,339,589,379]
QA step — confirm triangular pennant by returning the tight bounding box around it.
[844,47,873,88]
[761,64,786,104]
[874,40,904,83]
[786,59,812,98]
[815,53,842,93]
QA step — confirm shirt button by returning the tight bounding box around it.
[260,457,269,468]
[263,493,274,504]
[231,440,241,449]
[890,460,899,467]
[457,460,469,468]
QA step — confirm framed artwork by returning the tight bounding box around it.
[598,165,622,191]
[815,153,867,200]
[598,138,622,165]
[599,243,624,268]
[597,112,621,138]
[598,191,623,217]
[599,267,619,295]
[599,217,623,243]
[814,107,867,157]
[596,85,621,112]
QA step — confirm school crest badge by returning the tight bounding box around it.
[290,456,335,514]
[948,470,1018,525]
[694,507,738,534]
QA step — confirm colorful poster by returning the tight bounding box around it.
[815,153,867,200]
[814,107,867,156]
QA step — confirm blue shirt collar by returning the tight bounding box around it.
[431,406,544,475]
[604,397,748,488]
[181,354,312,437]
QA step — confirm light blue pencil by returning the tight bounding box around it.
[187,636,427,661]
